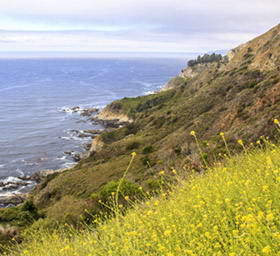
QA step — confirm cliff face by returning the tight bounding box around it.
[31,24,280,224]
[90,136,104,152]
[97,108,132,123]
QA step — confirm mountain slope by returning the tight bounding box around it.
[30,24,280,224]
[9,137,280,255]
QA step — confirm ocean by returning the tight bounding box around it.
[0,57,186,196]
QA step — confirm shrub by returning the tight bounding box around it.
[97,179,141,202]
[141,156,151,167]
[146,179,164,192]
[142,146,154,154]
[126,142,140,150]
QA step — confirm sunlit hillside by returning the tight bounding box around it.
[8,132,280,255]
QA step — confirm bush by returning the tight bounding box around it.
[142,146,154,154]
[146,179,164,192]
[126,142,140,150]
[0,202,41,227]
[141,156,151,167]
[97,179,141,202]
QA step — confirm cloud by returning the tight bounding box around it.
[0,0,279,54]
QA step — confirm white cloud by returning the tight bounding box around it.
[0,0,279,54]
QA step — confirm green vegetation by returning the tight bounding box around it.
[91,179,142,203]
[0,201,40,228]
[7,138,280,255]
[142,145,154,154]
[104,89,175,119]
[188,53,223,67]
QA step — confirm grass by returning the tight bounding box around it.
[104,89,175,119]
[6,138,280,255]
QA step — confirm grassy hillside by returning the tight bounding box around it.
[27,24,280,224]
[1,24,280,250]
[7,138,280,255]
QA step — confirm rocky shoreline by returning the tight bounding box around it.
[0,105,131,207]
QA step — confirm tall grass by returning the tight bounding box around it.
[8,141,280,255]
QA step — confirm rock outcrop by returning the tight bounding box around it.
[97,109,132,123]
[90,136,105,153]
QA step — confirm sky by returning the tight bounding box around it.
[0,0,279,57]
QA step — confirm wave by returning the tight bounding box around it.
[59,106,81,114]
[57,155,67,161]
[60,130,92,142]
[60,136,85,142]
[58,105,98,114]
[61,162,76,169]
[15,168,25,177]
[133,80,160,88]
[1,176,22,183]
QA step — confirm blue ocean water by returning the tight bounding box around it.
[0,58,186,179]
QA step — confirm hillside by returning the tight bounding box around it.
[7,136,280,255]
[1,24,279,234]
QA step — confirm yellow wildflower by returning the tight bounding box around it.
[214,243,221,248]
[266,213,274,222]
[190,130,196,136]
[164,230,172,236]
[237,139,243,146]
[166,253,174,256]
[274,119,279,125]
[262,246,271,254]
[131,152,137,157]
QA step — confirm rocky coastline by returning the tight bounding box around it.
[0,105,131,207]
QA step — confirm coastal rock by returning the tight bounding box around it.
[0,168,68,207]
[97,109,132,123]
[0,194,27,206]
[64,151,82,162]
[80,108,99,117]
[83,129,103,135]
[62,106,81,113]
[0,177,33,191]
[61,106,99,116]
[69,129,102,139]
[90,136,105,153]
[90,116,129,128]
[28,169,66,183]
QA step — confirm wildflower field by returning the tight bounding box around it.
[8,135,280,256]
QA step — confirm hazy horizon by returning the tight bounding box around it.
[0,51,205,59]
